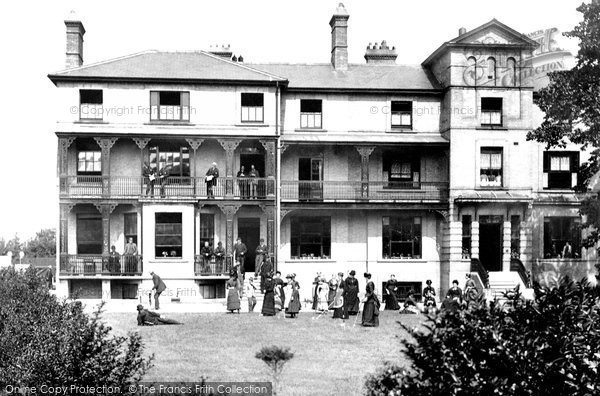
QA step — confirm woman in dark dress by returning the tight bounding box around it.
[311,272,321,310]
[423,279,437,313]
[286,274,301,318]
[343,270,360,318]
[384,274,400,310]
[226,273,241,313]
[332,273,345,319]
[261,277,276,316]
[361,273,380,327]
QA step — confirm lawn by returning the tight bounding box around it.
[102,310,425,396]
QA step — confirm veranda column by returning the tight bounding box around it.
[356,146,375,198]
[186,138,204,196]
[58,137,75,195]
[59,203,75,259]
[218,204,241,262]
[471,221,480,259]
[132,138,150,196]
[502,220,512,271]
[135,203,143,262]
[260,205,275,256]
[94,137,118,197]
[260,139,276,197]
[94,203,117,255]
[217,139,242,197]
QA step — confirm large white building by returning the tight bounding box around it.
[50,4,594,304]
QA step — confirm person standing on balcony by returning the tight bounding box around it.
[108,245,121,274]
[237,166,247,198]
[562,241,573,258]
[214,241,225,271]
[150,271,166,310]
[205,162,219,199]
[234,237,247,277]
[248,165,259,198]
[200,241,213,273]
[144,165,157,197]
[124,237,137,273]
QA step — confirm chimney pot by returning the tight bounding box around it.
[459,27,467,36]
[232,55,238,62]
[364,39,397,65]
[238,55,243,62]
[64,12,85,69]
[209,44,234,60]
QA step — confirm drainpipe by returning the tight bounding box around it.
[275,81,281,272]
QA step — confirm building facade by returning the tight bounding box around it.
[51,5,594,303]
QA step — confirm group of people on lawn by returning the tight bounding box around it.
[143,162,262,199]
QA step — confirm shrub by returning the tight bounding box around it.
[256,346,294,396]
[0,267,153,387]
[366,278,600,395]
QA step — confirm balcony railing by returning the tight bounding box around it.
[281,180,448,202]
[194,255,233,276]
[59,254,143,276]
[60,176,275,199]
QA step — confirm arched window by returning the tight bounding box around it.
[507,57,517,86]
[465,56,477,86]
[487,57,496,83]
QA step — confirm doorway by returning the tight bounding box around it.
[237,218,260,273]
[298,158,323,200]
[239,154,265,178]
[479,216,503,272]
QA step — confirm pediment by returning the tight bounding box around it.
[453,19,539,47]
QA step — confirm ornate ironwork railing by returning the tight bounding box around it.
[281,180,448,202]
[194,255,233,276]
[59,254,143,275]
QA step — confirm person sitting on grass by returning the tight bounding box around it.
[136,305,182,326]
[399,290,420,314]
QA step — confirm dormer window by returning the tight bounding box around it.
[150,91,190,121]
[79,89,103,120]
[391,101,412,128]
[241,93,264,122]
[480,97,502,126]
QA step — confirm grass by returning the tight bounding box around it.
[102,310,425,396]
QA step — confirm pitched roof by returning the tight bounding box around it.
[48,50,440,91]
[48,50,286,84]
[249,63,441,91]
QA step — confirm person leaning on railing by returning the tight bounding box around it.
[214,241,225,272]
[124,237,138,273]
[200,241,213,273]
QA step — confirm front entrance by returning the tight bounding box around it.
[479,216,503,272]
[237,218,260,273]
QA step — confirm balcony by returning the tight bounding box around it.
[194,255,233,276]
[281,181,448,202]
[60,176,275,200]
[59,254,143,276]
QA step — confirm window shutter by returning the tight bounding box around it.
[181,92,190,120]
[542,152,549,172]
[571,152,579,188]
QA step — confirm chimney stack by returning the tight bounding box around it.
[329,3,349,71]
[458,27,467,36]
[209,44,233,60]
[64,11,85,69]
[364,40,397,65]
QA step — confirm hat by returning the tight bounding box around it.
[337,272,344,277]
[285,274,292,279]
[364,272,371,278]
[349,270,356,276]
[426,279,432,285]
[136,304,143,311]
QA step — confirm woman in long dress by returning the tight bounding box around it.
[384,274,400,310]
[317,277,329,311]
[226,273,241,313]
[332,273,345,319]
[285,274,301,318]
[361,273,380,327]
[261,277,276,316]
[327,274,337,309]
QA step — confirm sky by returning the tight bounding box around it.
[0,0,583,241]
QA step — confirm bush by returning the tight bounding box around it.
[256,346,294,396]
[366,278,600,395]
[0,267,153,387]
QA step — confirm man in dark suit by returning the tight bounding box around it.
[205,162,219,198]
[150,271,167,310]
[136,305,181,325]
[233,237,248,277]
[200,241,213,273]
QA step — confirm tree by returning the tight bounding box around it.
[526,1,600,256]
[0,267,153,386]
[25,228,56,257]
[0,234,22,258]
[365,280,600,395]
